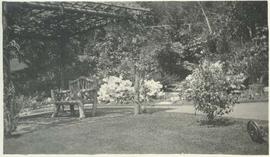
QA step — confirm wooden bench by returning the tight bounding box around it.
[51,76,98,118]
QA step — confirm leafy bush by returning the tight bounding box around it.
[140,79,165,101]
[97,76,165,104]
[180,60,245,121]
[97,76,135,103]
[15,95,42,113]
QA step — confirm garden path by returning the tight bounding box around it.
[165,102,268,121]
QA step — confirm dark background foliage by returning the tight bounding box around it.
[8,1,268,96]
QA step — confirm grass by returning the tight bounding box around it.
[4,107,268,154]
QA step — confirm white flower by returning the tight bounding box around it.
[98,75,134,103]
[141,79,164,100]
[46,97,52,102]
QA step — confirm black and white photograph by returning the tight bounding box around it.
[2,0,269,155]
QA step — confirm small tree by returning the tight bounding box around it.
[93,22,166,115]
[180,60,244,121]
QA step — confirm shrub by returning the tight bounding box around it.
[140,79,165,101]
[15,95,43,114]
[4,94,39,136]
[97,76,165,104]
[97,76,135,103]
[180,60,244,121]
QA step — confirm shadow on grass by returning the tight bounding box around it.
[5,133,22,139]
[9,110,102,138]
[85,107,170,117]
[9,113,80,138]
[198,117,237,127]
[85,107,133,117]
[9,107,170,138]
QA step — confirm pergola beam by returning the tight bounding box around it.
[5,2,152,41]
[91,2,151,12]
[22,2,128,19]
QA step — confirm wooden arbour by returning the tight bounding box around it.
[3,1,151,132]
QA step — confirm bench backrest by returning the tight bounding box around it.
[51,76,98,101]
[68,76,97,92]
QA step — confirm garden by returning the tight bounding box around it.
[3,1,269,155]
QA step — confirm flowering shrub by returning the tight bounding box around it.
[97,76,134,103]
[98,76,165,104]
[140,79,165,101]
[180,60,244,121]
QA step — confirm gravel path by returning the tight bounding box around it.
[166,102,268,120]
[19,100,268,121]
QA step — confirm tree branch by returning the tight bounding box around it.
[197,2,213,34]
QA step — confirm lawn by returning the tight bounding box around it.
[4,107,268,154]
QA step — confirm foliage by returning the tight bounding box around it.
[140,79,165,101]
[145,1,268,85]
[4,81,16,136]
[97,75,165,103]
[180,60,245,121]
[93,22,166,115]
[14,95,40,113]
[3,12,23,136]
[4,1,268,118]
[156,73,181,91]
[92,24,165,81]
[244,26,268,84]
[4,93,43,136]
[156,43,191,80]
[228,1,267,42]
[8,1,268,96]
[97,76,135,103]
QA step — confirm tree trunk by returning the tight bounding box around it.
[134,65,141,115]
[58,38,67,89]
[91,90,98,117]
[198,2,213,34]
[78,101,86,119]
[3,3,17,137]
[140,70,147,113]
[259,74,265,84]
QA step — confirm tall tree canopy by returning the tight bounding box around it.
[142,1,268,84]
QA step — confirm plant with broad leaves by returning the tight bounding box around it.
[180,60,245,121]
